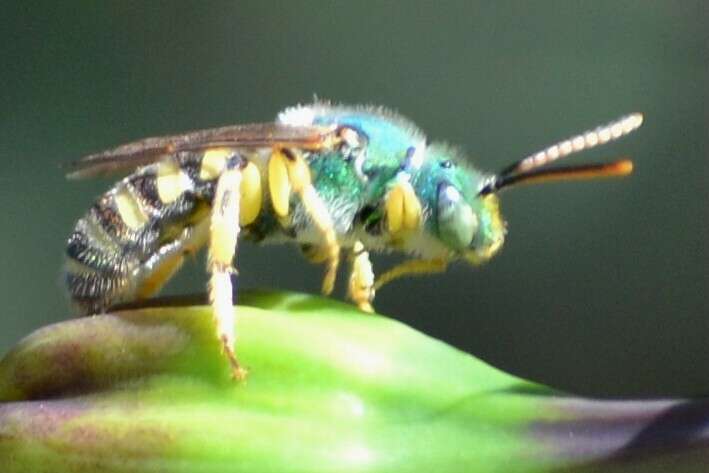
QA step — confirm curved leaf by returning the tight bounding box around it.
[0,291,706,472]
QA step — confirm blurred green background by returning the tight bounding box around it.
[0,1,706,397]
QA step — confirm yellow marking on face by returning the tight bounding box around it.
[465,194,505,265]
[239,162,262,226]
[268,150,291,217]
[483,194,505,250]
[115,188,149,230]
[157,160,193,204]
[483,194,506,258]
[200,148,232,181]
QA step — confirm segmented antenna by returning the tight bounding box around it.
[479,113,644,195]
[501,113,643,177]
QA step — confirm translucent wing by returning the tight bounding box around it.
[65,123,337,179]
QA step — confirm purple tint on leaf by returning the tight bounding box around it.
[533,397,709,471]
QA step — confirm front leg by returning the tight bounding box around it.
[374,258,449,292]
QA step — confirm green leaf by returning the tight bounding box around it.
[0,290,706,472]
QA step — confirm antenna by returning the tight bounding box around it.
[480,113,643,195]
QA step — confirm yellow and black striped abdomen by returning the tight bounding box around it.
[65,151,221,314]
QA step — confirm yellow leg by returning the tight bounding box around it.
[300,185,340,295]
[135,220,209,299]
[270,149,340,295]
[300,244,330,264]
[136,242,186,300]
[373,258,449,292]
[208,162,247,380]
[347,241,375,313]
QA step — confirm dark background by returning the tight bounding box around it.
[1,1,706,397]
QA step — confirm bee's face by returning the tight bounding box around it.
[436,181,505,264]
[421,145,506,264]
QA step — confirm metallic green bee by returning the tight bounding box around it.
[65,103,643,378]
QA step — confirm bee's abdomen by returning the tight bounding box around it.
[65,153,215,315]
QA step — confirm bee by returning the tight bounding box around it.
[65,103,643,379]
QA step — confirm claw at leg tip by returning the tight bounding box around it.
[232,366,249,381]
[358,302,374,313]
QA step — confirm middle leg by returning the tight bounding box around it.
[269,148,341,295]
[347,241,375,313]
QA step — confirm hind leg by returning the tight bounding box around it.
[135,220,209,299]
[208,155,257,380]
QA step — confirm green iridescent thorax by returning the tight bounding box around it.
[279,104,506,263]
[302,105,425,231]
[309,105,423,199]
[307,150,367,229]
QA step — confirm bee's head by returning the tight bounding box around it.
[427,113,642,265]
[417,148,505,264]
[435,176,506,264]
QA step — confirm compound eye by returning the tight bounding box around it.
[437,183,478,251]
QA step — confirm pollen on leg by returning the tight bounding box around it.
[284,152,310,193]
[200,147,232,181]
[268,150,291,217]
[239,162,262,226]
[386,180,421,236]
[401,182,422,231]
[385,184,404,235]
